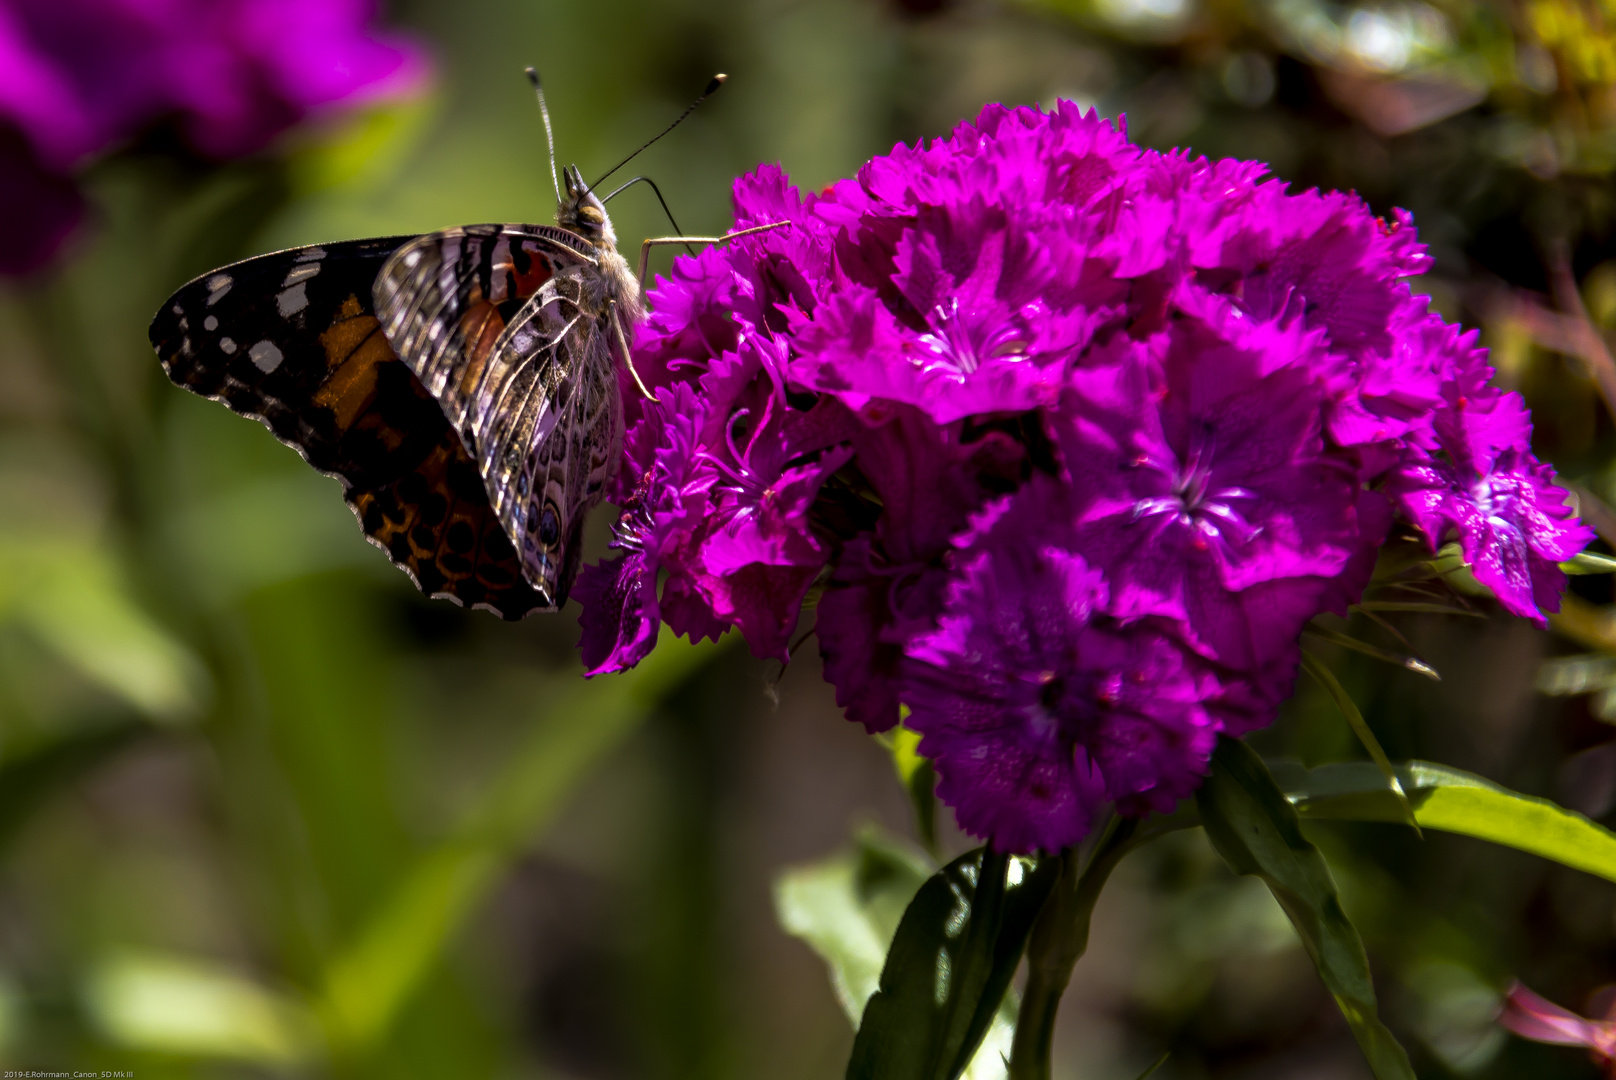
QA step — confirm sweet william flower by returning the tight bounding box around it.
[816,405,1029,733]
[1055,289,1366,670]
[584,101,1592,854]
[791,198,1112,424]
[575,382,716,676]
[1389,377,1591,624]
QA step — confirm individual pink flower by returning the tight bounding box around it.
[1497,981,1616,1075]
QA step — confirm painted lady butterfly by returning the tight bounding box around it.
[149,72,773,619]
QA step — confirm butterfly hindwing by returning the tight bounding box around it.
[374,225,624,607]
[149,238,553,619]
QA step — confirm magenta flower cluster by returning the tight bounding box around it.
[578,103,1592,854]
[0,0,427,274]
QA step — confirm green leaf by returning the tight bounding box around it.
[775,828,936,1024]
[1563,550,1616,575]
[1,537,208,721]
[1303,624,1440,681]
[885,717,939,856]
[847,847,1059,1080]
[1196,738,1416,1080]
[84,951,321,1065]
[1284,759,1616,884]
[776,831,1021,1079]
[1300,651,1421,834]
[317,632,718,1053]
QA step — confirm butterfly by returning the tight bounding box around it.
[149,72,776,619]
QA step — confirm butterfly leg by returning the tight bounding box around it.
[608,300,655,401]
[636,221,792,289]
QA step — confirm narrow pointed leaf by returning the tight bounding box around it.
[1285,760,1616,884]
[1351,607,1419,653]
[847,847,1059,1080]
[1301,651,1421,834]
[1563,551,1616,575]
[1352,601,1483,618]
[1303,625,1440,681]
[1197,738,1417,1080]
[1133,1052,1171,1080]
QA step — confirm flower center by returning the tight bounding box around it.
[913,298,1030,379]
[1473,472,1518,522]
[1025,668,1116,741]
[1129,439,1260,552]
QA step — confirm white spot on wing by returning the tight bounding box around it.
[281,263,320,287]
[171,303,183,315]
[248,340,284,373]
[220,337,237,354]
[403,250,421,268]
[277,282,309,317]
[206,274,232,306]
[294,246,326,263]
[203,315,218,331]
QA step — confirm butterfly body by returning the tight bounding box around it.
[151,163,640,617]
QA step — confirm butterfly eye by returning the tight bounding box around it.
[538,504,561,547]
[578,205,605,225]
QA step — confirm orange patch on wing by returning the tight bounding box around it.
[510,241,554,297]
[317,295,372,370]
[315,311,396,431]
[456,300,506,402]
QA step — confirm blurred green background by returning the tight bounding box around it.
[8,0,1616,1076]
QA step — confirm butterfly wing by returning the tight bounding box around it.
[374,225,624,607]
[149,238,553,619]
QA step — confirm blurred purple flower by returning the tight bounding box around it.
[0,0,428,274]
[580,103,1591,853]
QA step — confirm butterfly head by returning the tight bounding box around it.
[556,164,616,250]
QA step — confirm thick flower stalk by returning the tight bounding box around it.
[579,102,1593,854]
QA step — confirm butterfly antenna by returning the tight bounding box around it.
[601,175,697,256]
[591,73,726,190]
[525,67,562,205]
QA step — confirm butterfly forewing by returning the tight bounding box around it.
[374,225,624,607]
[149,239,553,619]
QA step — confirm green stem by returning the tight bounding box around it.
[1007,816,1138,1080]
